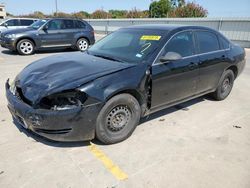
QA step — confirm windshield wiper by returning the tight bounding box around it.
[93,54,125,63]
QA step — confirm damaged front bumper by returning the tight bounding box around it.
[0,37,16,50]
[5,80,103,142]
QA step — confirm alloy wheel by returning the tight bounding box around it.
[20,41,33,55]
[78,39,88,51]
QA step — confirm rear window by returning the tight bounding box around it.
[20,19,34,26]
[64,20,74,29]
[75,20,86,29]
[219,36,230,49]
[196,31,220,53]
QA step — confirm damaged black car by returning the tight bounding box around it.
[6,25,246,144]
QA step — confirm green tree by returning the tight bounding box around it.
[19,11,46,18]
[171,0,185,7]
[72,11,90,19]
[53,12,72,18]
[149,0,172,18]
[6,12,14,17]
[109,10,127,18]
[32,11,46,18]
[91,10,110,19]
[170,2,208,17]
[126,8,149,18]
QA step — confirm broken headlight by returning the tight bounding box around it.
[9,79,17,95]
[39,90,87,110]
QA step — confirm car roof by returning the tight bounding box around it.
[124,24,215,32]
[46,18,83,21]
[7,18,37,20]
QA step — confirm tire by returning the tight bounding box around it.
[96,94,141,144]
[76,38,89,51]
[17,39,35,55]
[212,69,235,101]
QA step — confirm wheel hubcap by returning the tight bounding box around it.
[222,77,231,94]
[20,42,33,54]
[106,105,131,132]
[78,40,88,51]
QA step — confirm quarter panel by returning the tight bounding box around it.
[197,50,229,92]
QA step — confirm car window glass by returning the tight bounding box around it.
[47,20,65,30]
[64,20,74,29]
[196,31,220,53]
[219,36,230,49]
[5,19,19,26]
[164,31,195,57]
[75,20,86,28]
[102,33,133,49]
[20,19,34,26]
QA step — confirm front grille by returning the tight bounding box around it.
[34,128,72,134]
[16,87,33,106]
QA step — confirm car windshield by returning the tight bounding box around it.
[29,19,47,29]
[0,20,6,26]
[88,29,166,64]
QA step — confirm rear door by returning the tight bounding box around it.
[195,30,228,93]
[63,19,77,45]
[151,31,200,109]
[39,19,70,47]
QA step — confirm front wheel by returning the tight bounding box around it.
[76,38,89,51]
[17,39,35,55]
[212,69,235,101]
[96,94,141,144]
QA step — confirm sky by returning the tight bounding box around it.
[1,0,250,17]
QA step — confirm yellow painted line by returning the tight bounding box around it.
[88,143,128,180]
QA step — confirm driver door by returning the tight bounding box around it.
[151,31,200,110]
[39,19,69,47]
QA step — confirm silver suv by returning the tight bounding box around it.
[0,18,37,33]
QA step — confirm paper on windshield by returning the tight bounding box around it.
[140,35,161,41]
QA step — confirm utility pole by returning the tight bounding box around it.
[55,0,58,16]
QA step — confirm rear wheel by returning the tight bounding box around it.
[76,38,89,51]
[212,69,234,101]
[96,94,141,144]
[17,39,35,55]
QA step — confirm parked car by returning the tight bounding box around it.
[6,25,245,144]
[0,18,37,33]
[0,18,95,55]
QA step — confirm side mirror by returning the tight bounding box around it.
[4,23,8,28]
[43,24,49,31]
[159,52,182,63]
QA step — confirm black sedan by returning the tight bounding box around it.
[6,25,246,144]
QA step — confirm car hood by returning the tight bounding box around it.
[2,27,35,35]
[15,52,135,103]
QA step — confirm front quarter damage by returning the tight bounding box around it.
[6,79,104,142]
[6,61,150,142]
[78,63,151,117]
